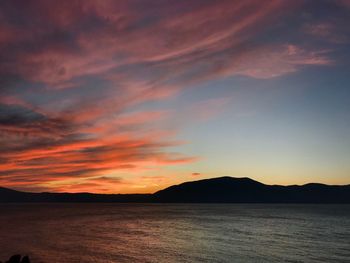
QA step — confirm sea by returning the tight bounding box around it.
[0,204,349,263]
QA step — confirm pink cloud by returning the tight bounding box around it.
[0,0,302,88]
[0,0,339,192]
[234,44,332,79]
[304,22,349,44]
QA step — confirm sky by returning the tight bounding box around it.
[0,0,350,193]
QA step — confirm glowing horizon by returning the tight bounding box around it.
[0,0,350,193]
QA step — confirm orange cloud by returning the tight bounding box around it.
[0,0,340,192]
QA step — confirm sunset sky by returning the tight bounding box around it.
[0,0,350,193]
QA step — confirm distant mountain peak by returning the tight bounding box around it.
[153,176,350,203]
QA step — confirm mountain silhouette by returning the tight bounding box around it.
[1,177,350,203]
[154,176,350,203]
[0,187,151,203]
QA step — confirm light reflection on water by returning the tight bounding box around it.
[0,204,349,262]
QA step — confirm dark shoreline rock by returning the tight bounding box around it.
[0,255,30,263]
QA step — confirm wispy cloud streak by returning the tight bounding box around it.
[0,0,341,192]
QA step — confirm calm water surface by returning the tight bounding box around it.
[0,204,349,263]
